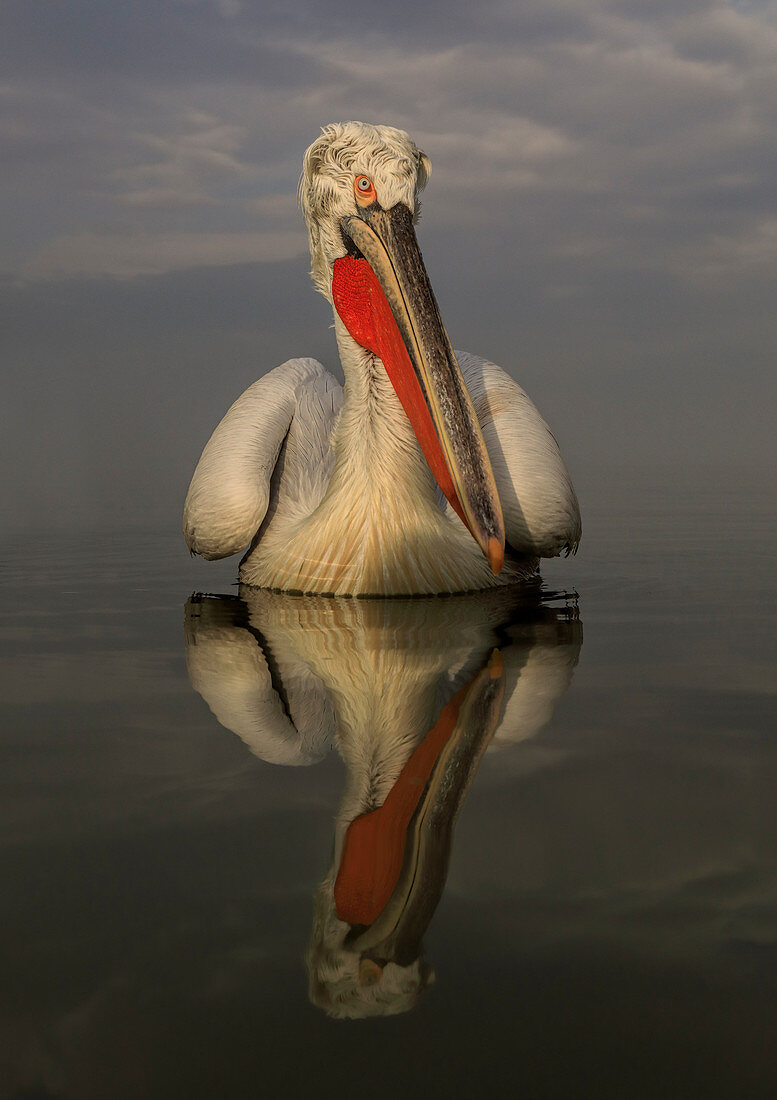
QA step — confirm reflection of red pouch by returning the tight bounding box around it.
[334,676,475,927]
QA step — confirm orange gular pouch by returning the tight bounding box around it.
[332,255,468,527]
[332,679,468,928]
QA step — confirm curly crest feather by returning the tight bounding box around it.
[298,121,431,297]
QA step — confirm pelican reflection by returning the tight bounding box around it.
[184,588,582,1018]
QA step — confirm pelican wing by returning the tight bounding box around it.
[490,618,583,749]
[432,605,583,750]
[184,596,335,766]
[184,358,342,560]
[456,352,581,557]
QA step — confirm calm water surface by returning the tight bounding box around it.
[1,486,776,1098]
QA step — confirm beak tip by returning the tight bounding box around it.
[488,648,504,679]
[359,958,384,986]
[487,537,504,575]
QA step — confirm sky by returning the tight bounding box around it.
[2,0,776,534]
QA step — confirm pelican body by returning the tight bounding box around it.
[184,122,580,596]
[184,587,583,1017]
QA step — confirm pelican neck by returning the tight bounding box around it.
[332,315,433,470]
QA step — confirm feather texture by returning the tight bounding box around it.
[456,352,581,557]
[183,589,581,1017]
[183,122,580,594]
[183,357,338,559]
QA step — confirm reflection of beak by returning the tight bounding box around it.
[358,958,383,987]
[336,204,505,574]
[338,649,506,968]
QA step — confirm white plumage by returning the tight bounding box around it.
[184,122,580,595]
[184,588,582,1017]
[184,589,581,781]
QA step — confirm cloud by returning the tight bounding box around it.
[4,0,777,286]
[110,113,251,208]
[671,215,777,283]
[21,228,307,280]
[2,0,777,533]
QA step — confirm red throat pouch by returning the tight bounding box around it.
[332,256,467,526]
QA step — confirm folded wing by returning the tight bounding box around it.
[183,358,342,560]
[456,352,581,558]
[184,595,335,766]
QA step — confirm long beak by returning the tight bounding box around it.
[339,204,505,574]
[342,648,506,966]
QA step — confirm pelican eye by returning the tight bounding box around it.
[354,175,377,205]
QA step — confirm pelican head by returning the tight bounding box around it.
[299,122,431,298]
[299,122,505,574]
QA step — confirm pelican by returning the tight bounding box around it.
[184,587,583,1017]
[184,122,580,596]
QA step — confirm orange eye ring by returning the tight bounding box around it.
[354,174,376,205]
